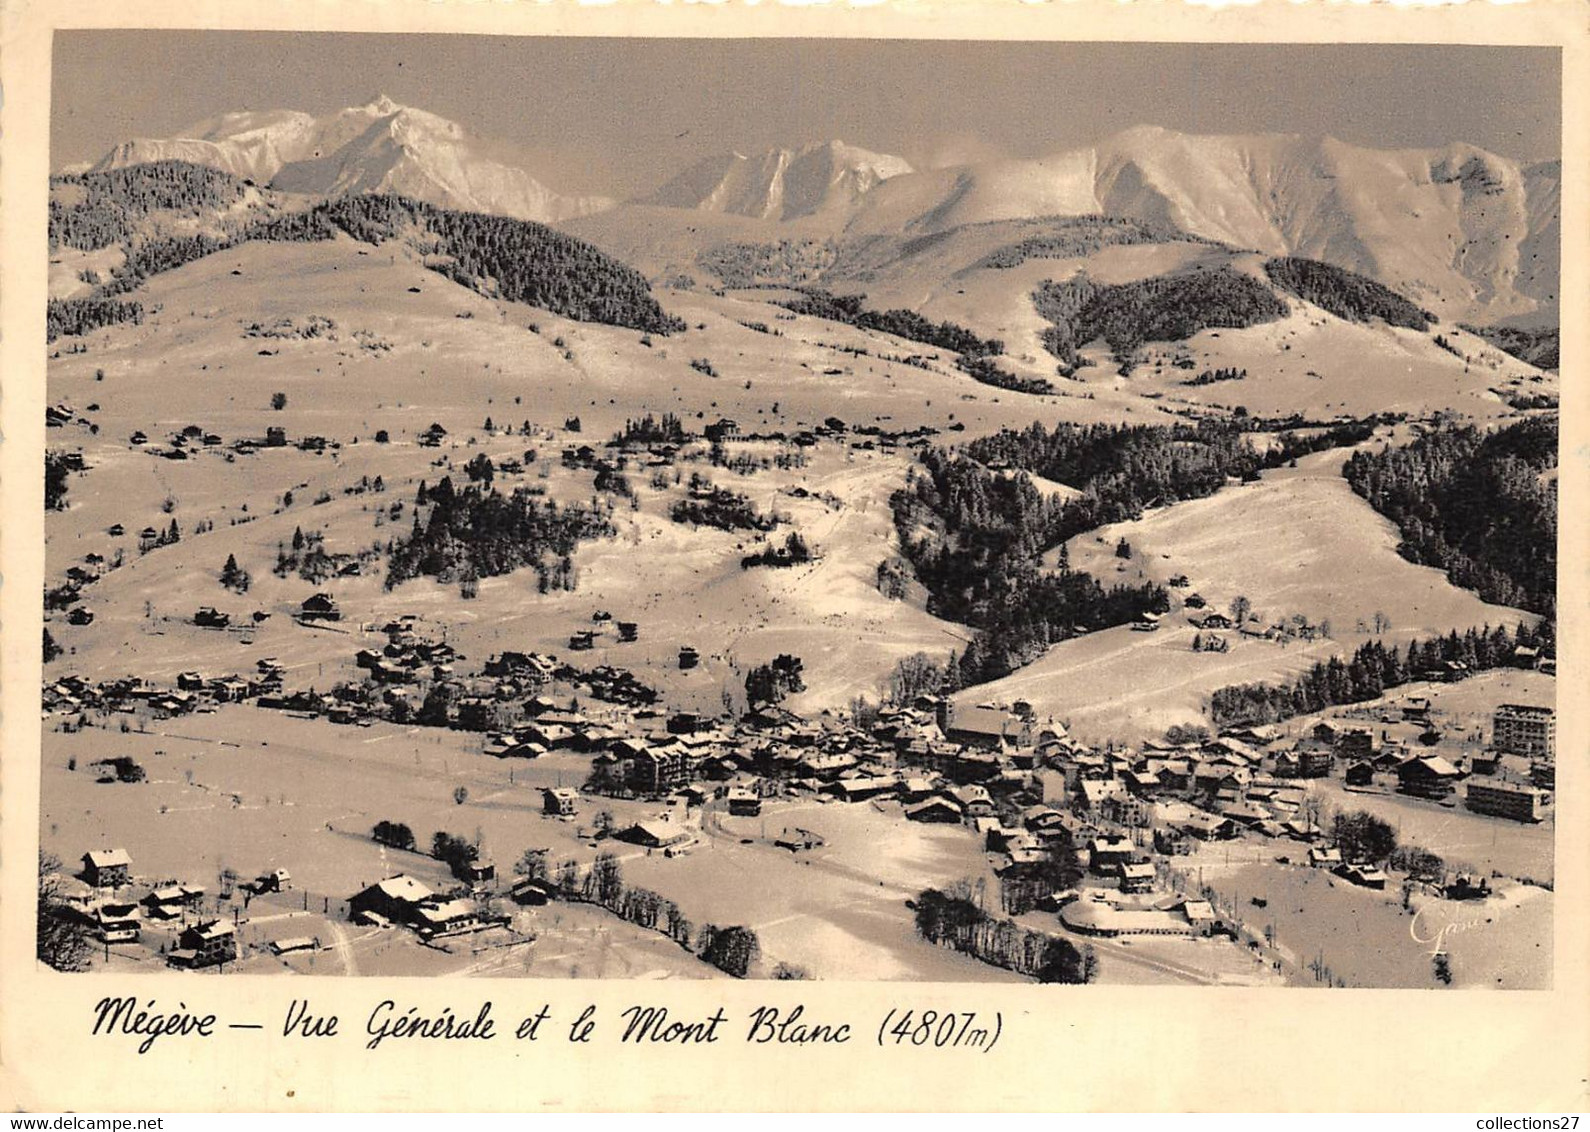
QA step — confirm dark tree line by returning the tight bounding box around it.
[1207,620,1552,727]
[612,412,689,447]
[1343,416,1557,616]
[1264,257,1432,330]
[1460,324,1559,370]
[258,195,686,334]
[386,475,615,590]
[44,451,73,510]
[913,885,1090,983]
[961,417,1377,545]
[769,287,1057,394]
[1034,267,1289,368]
[774,288,1003,357]
[555,852,699,957]
[953,353,1055,396]
[670,484,781,533]
[46,298,145,342]
[973,215,1209,271]
[49,161,251,252]
[1182,366,1248,387]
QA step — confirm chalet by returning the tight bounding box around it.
[828,776,898,803]
[1077,778,1125,813]
[727,788,762,816]
[210,677,249,702]
[252,868,292,893]
[678,647,700,670]
[948,783,995,816]
[1335,863,1388,890]
[1402,697,1433,723]
[704,418,740,442]
[667,712,703,735]
[615,820,690,850]
[1180,812,1237,841]
[510,878,555,906]
[542,788,578,817]
[617,621,640,642]
[264,426,287,447]
[172,920,237,968]
[419,423,448,448]
[904,797,964,824]
[1089,837,1134,872]
[414,900,479,937]
[81,848,131,888]
[142,884,205,918]
[1196,612,1234,630]
[177,671,207,691]
[1131,611,1163,632]
[568,630,596,651]
[349,875,435,926]
[1307,846,1343,869]
[300,593,341,622]
[1396,755,1463,800]
[1118,861,1156,895]
[454,697,494,732]
[95,902,141,944]
[1343,760,1377,788]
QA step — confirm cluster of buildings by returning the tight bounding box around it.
[1328,703,1555,823]
[50,848,274,968]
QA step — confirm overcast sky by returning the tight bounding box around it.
[52,33,1561,195]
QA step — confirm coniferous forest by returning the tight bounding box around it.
[1208,620,1553,727]
[1263,257,1433,330]
[385,476,616,591]
[893,417,1384,689]
[49,161,253,252]
[1034,267,1289,368]
[48,162,684,336]
[1343,415,1557,616]
[46,298,145,343]
[891,450,1168,686]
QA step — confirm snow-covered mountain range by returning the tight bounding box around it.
[82,100,1559,324]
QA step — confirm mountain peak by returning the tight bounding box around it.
[89,98,612,224]
[639,139,912,221]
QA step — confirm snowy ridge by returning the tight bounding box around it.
[90,96,611,224]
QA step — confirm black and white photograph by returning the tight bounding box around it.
[35,31,1561,994]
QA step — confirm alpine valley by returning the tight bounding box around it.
[41,97,1557,988]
